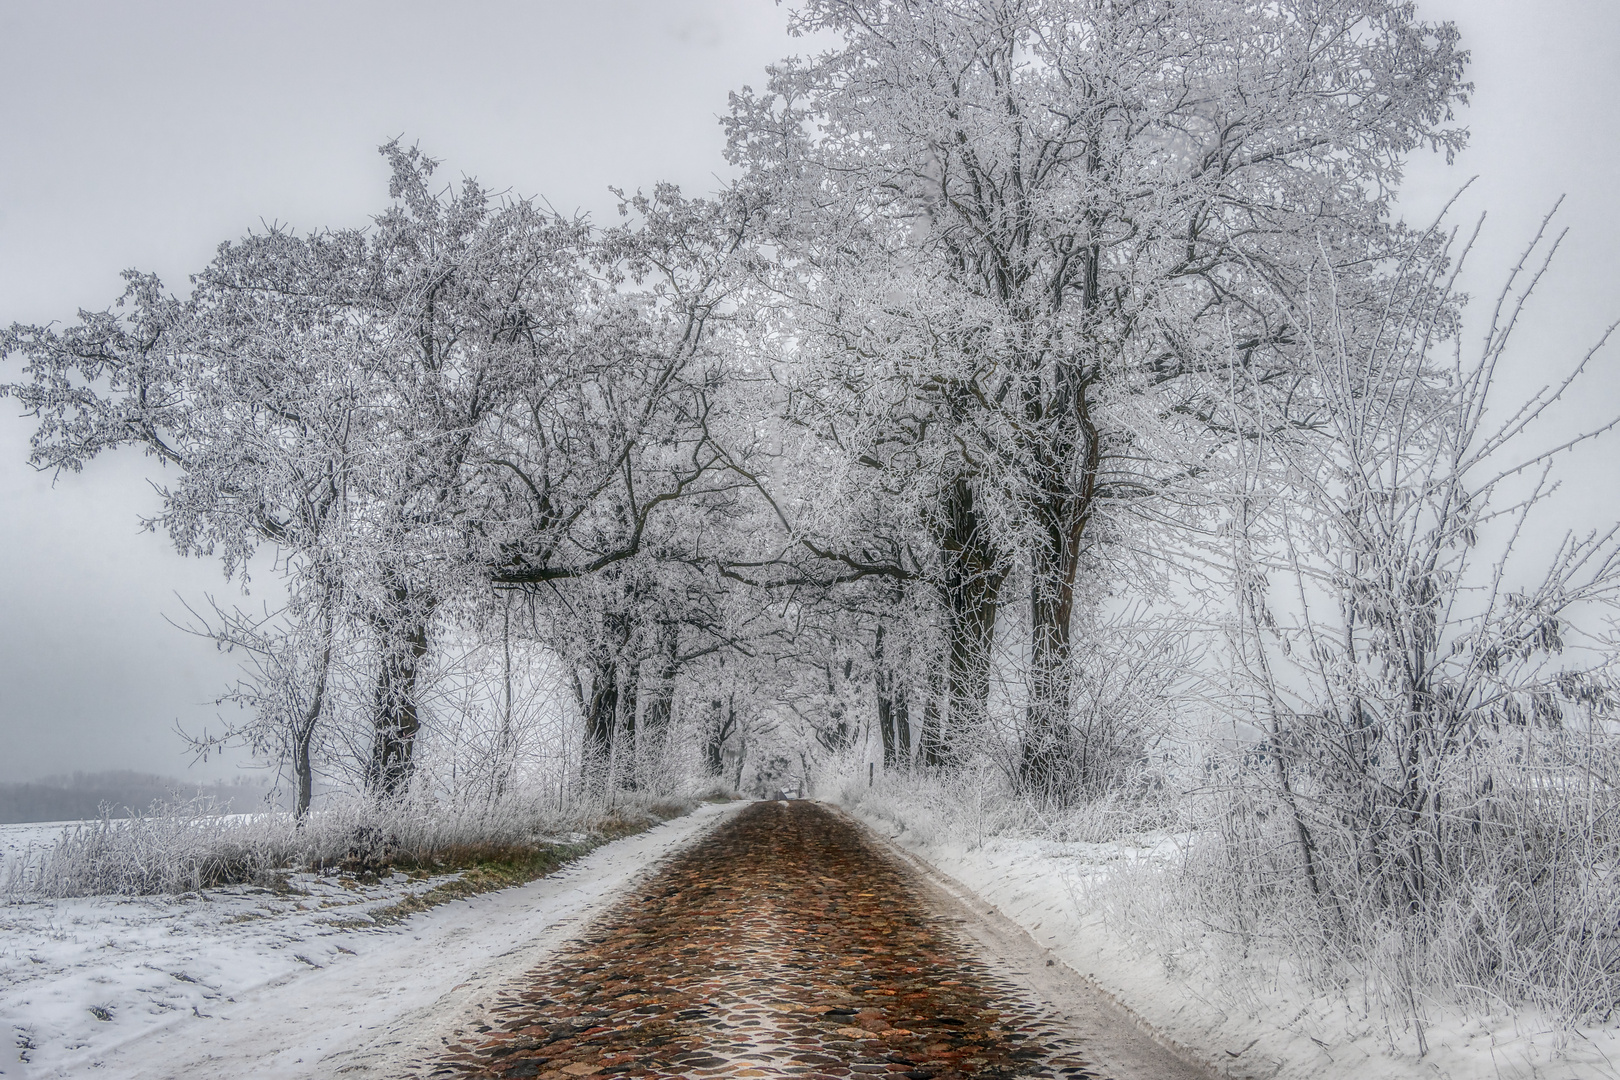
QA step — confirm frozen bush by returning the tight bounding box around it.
[4,786,699,901]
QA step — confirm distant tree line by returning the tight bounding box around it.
[0,771,273,824]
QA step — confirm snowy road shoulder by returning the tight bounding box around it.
[835,806,1216,1080]
[1,800,744,1080]
[846,806,1620,1080]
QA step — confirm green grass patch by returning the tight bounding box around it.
[366,840,595,925]
[360,799,702,926]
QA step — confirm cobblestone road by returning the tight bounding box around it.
[420,800,1107,1080]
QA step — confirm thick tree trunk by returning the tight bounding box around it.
[580,610,635,793]
[1019,288,1100,801]
[640,622,680,788]
[703,696,730,777]
[368,585,430,801]
[1022,538,1078,800]
[875,691,897,768]
[938,477,1002,766]
[876,692,897,768]
[583,656,618,790]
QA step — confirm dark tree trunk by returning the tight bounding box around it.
[493,595,516,803]
[703,696,730,777]
[937,477,1002,765]
[1022,548,1078,800]
[732,695,747,790]
[293,588,337,822]
[584,656,618,790]
[815,658,854,753]
[892,689,912,769]
[640,621,680,787]
[873,624,898,768]
[580,610,635,792]
[617,655,640,791]
[876,692,897,769]
[368,585,431,801]
[1018,243,1101,802]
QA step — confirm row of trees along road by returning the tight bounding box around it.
[14,1,1611,824]
[2,146,760,817]
[721,0,1469,799]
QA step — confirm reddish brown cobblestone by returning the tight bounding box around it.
[416,801,1103,1080]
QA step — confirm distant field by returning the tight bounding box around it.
[0,818,79,880]
[0,812,279,885]
[0,770,274,824]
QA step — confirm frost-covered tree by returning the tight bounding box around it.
[483,183,768,790]
[2,143,591,806]
[0,257,368,819]
[727,0,1470,797]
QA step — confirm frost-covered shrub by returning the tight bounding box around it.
[1141,219,1620,1028]
[1170,727,1620,1025]
[5,786,695,900]
[827,747,1183,850]
[16,798,285,897]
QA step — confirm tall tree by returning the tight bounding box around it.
[3,143,591,804]
[727,0,1469,796]
[485,184,765,788]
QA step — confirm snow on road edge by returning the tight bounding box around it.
[7,800,743,1080]
[834,804,1217,1080]
[843,804,1620,1080]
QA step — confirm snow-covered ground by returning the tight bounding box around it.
[851,812,1620,1080]
[0,822,79,890]
[0,801,743,1079]
[12,797,1615,1080]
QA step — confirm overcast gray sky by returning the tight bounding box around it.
[1,0,1617,784]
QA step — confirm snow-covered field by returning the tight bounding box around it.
[853,814,1620,1080]
[0,822,80,889]
[0,802,743,1079]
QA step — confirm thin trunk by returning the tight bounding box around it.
[617,656,641,791]
[893,688,912,769]
[919,656,948,768]
[640,622,680,789]
[1274,727,1327,908]
[293,586,338,823]
[731,694,746,791]
[493,595,516,802]
[1235,492,1332,916]
[292,726,315,823]
[874,624,898,768]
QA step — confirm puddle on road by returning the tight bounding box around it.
[417,801,1106,1079]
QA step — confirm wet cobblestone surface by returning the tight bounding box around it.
[418,801,1105,1080]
